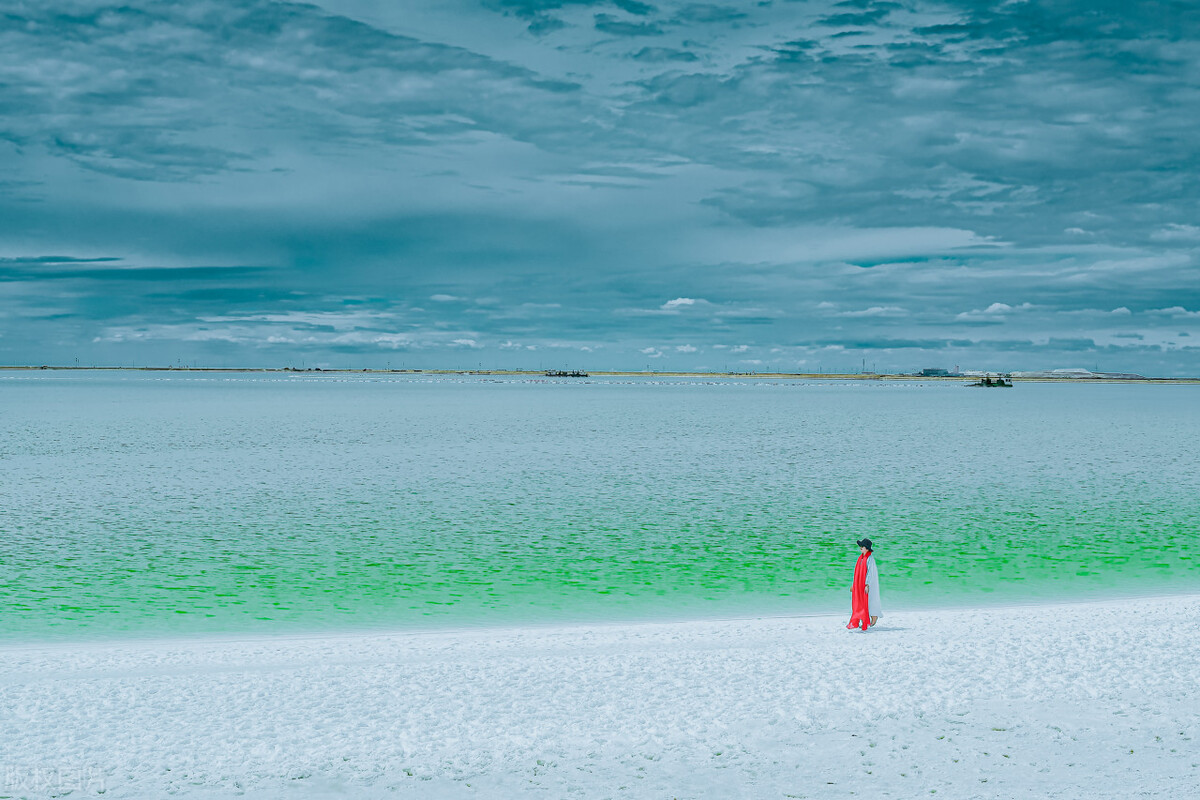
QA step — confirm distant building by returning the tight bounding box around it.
[920,368,951,377]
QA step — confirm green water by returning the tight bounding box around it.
[1,372,1197,641]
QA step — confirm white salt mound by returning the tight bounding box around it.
[2,595,1198,798]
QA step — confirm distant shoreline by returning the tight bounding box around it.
[3,364,1198,383]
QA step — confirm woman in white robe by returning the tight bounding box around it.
[848,538,883,630]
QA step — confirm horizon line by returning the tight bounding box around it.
[3,365,1198,383]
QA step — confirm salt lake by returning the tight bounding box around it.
[2,370,1197,641]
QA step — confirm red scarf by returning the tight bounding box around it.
[847,551,871,630]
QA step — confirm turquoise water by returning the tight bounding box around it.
[2,371,1197,641]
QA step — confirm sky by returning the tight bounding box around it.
[1,0,1198,374]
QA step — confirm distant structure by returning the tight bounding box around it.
[967,374,1013,387]
[1010,368,1147,380]
[546,370,589,377]
[919,368,953,377]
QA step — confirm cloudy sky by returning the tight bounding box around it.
[2,0,1198,373]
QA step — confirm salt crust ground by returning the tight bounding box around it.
[2,596,1198,799]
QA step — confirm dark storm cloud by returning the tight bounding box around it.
[593,13,663,36]
[1,0,1198,373]
[816,9,893,28]
[635,8,1198,248]
[0,256,122,266]
[630,46,699,62]
[1,1,594,182]
[0,258,264,283]
[487,0,653,34]
[670,4,746,24]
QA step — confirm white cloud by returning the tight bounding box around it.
[451,338,479,347]
[675,344,697,353]
[956,302,1033,321]
[616,298,714,316]
[93,321,429,350]
[430,294,460,302]
[200,310,396,331]
[1148,306,1200,318]
[713,306,776,319]
[680,226,1000,266]
[731,345,749,353]
[640,347,664,358]
[1150,224,1200,241]
[661,297,710,311]
[892,77,965,98]
[362,333,414,349]
[838,306,908,318]
[1111,307,1131,315]
[986,302,1032,314]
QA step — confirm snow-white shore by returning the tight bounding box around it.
[3,596,1198,799]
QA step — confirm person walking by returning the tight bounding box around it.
[847,538,881,631]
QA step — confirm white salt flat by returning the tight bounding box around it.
[3,594,1197,798]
